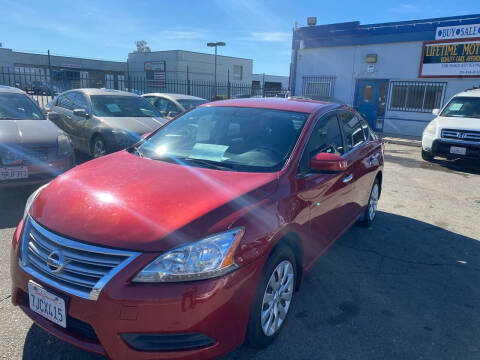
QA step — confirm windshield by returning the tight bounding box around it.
[0,93,45,120]
[177,99,208,110]
[441,96,480,119]
[91,95,161,117]
[136,106,309,172]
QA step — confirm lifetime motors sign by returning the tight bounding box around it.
[419,38,480,78]
[435,24,480,40]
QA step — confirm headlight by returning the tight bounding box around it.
[112,130,141,146]
[132,228,245,283]
[423,121,437,137]
[24,183,49,219]
[57,134,72,157]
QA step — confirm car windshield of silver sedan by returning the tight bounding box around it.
[0,93,45,120]
[441,97,480,119]
[90,95,162,118]
[134,106,309,172]
[177,99,208,110]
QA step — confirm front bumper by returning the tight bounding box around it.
[428,139,480,160]
[0,156,74,188]
[10,220,264,360]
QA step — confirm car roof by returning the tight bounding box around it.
[455,88,480,98]
[142,93,207,101]
[67,88,139,97]
[201,97,337,114]
[0,85,27,94]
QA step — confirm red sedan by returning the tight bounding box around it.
[11,98,383,360]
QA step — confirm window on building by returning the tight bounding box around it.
[80,71,89,88]
[118,75,125,91]
[302,75,336,99]
[388,81,446,112]
[233,65,243,81]
[105,74,115,89]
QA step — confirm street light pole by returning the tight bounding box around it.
[207,41,226,100]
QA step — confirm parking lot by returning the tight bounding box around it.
[1,143,479,360]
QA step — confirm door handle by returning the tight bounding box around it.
[342,174,353,183]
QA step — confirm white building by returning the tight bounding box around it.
[290,15,480,136]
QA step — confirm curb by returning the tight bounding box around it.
[382,138,422,147]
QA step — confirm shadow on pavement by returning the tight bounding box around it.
[21,211,480,360]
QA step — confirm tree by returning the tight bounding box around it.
[133,40,151,53]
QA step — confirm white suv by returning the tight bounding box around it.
[422,88,480,161]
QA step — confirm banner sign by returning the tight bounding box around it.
[419,38,480,78]
[145,61,166,87]
[435,24,480,40]
[144,61,166,72]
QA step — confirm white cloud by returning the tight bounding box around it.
[240,32,291,43]
[391,4,420,13]
[157,30,206,40]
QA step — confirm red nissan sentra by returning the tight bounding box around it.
[11,98,383,360]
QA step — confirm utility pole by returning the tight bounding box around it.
[47,50,52,83]
[207,42,226,100]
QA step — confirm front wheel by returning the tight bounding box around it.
[91,136,108,158]
[357,178,380,227]
[421,149,434,162]
[246,245,296,348]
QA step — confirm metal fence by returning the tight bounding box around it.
[388,81,447,113]
[0,67,289,109]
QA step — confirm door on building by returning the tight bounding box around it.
[354,79,388,132]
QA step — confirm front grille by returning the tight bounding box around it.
[441,129,480,143]
[21,146,49,165]
[20,217,140,300]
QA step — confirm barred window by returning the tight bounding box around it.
[302,75,336,99]
[388,81,446,112]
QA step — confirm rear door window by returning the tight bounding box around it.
[340,111,366,152]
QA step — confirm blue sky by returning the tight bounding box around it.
[1,0,479,76]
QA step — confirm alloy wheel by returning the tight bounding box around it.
[368,183,379,221]
[93,139,106,158]
[260,260,294,336]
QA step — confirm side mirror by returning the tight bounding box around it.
[432,108,440,116]
[167,111,180,118]
[310,152,347,172]
[73,108,88,118]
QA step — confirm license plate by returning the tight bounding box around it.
[28,281,66,328]
[0,166,28,180]
[450,146,467,155]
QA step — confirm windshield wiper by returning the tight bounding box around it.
[182,158,235,171]
[131,145,146,158]
[0,117,21,120]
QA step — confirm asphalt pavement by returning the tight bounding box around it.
[1,143,479,360]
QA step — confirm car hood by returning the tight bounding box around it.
[435,116,480,131]
[99,116,166,135]
[31,151,278,252]
[0,119,60,146]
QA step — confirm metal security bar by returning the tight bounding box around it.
[388,81,446,113]
[0,67,289,110]
[301,75,336,98]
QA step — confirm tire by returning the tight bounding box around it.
[421,149,434,162]
[357,178,380,227]
[246,245,296,349]
[91,135,108,158]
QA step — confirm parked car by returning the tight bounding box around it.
[48,89,167,158]
[143,93,208,119]
[11,98,383,359]
[26,81,59,96]
[422,88,480,161]
[0,86,74,188]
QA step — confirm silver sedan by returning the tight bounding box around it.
[0,86,74,188]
